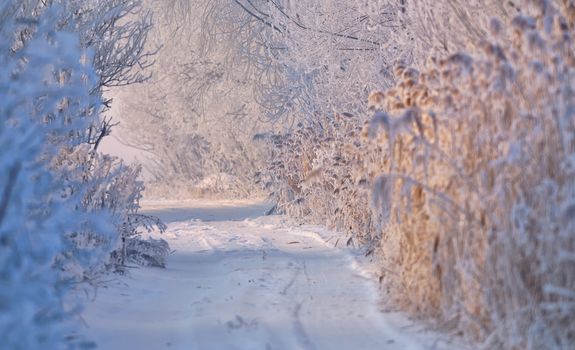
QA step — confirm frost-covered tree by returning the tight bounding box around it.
[111,0,271,197]
[113,0,575,199]
[116,0,499,196]
[113,0,391,196]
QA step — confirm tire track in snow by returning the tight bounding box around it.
[280,265,300,296]
[292,302,317,350]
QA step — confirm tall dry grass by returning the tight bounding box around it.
[267,2,575,348]
[369,4,575,347]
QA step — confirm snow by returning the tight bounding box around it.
[80,199,460,349]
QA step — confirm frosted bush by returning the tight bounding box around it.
[55,147,167,275]
[124,236,170,268]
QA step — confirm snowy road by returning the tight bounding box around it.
[80,200,451,350]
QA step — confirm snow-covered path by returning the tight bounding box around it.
[80,200,449,350]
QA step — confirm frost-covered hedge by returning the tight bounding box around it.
[0,1,162,348]
[0,3,102,347]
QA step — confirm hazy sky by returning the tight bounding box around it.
[100,90,153,178]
